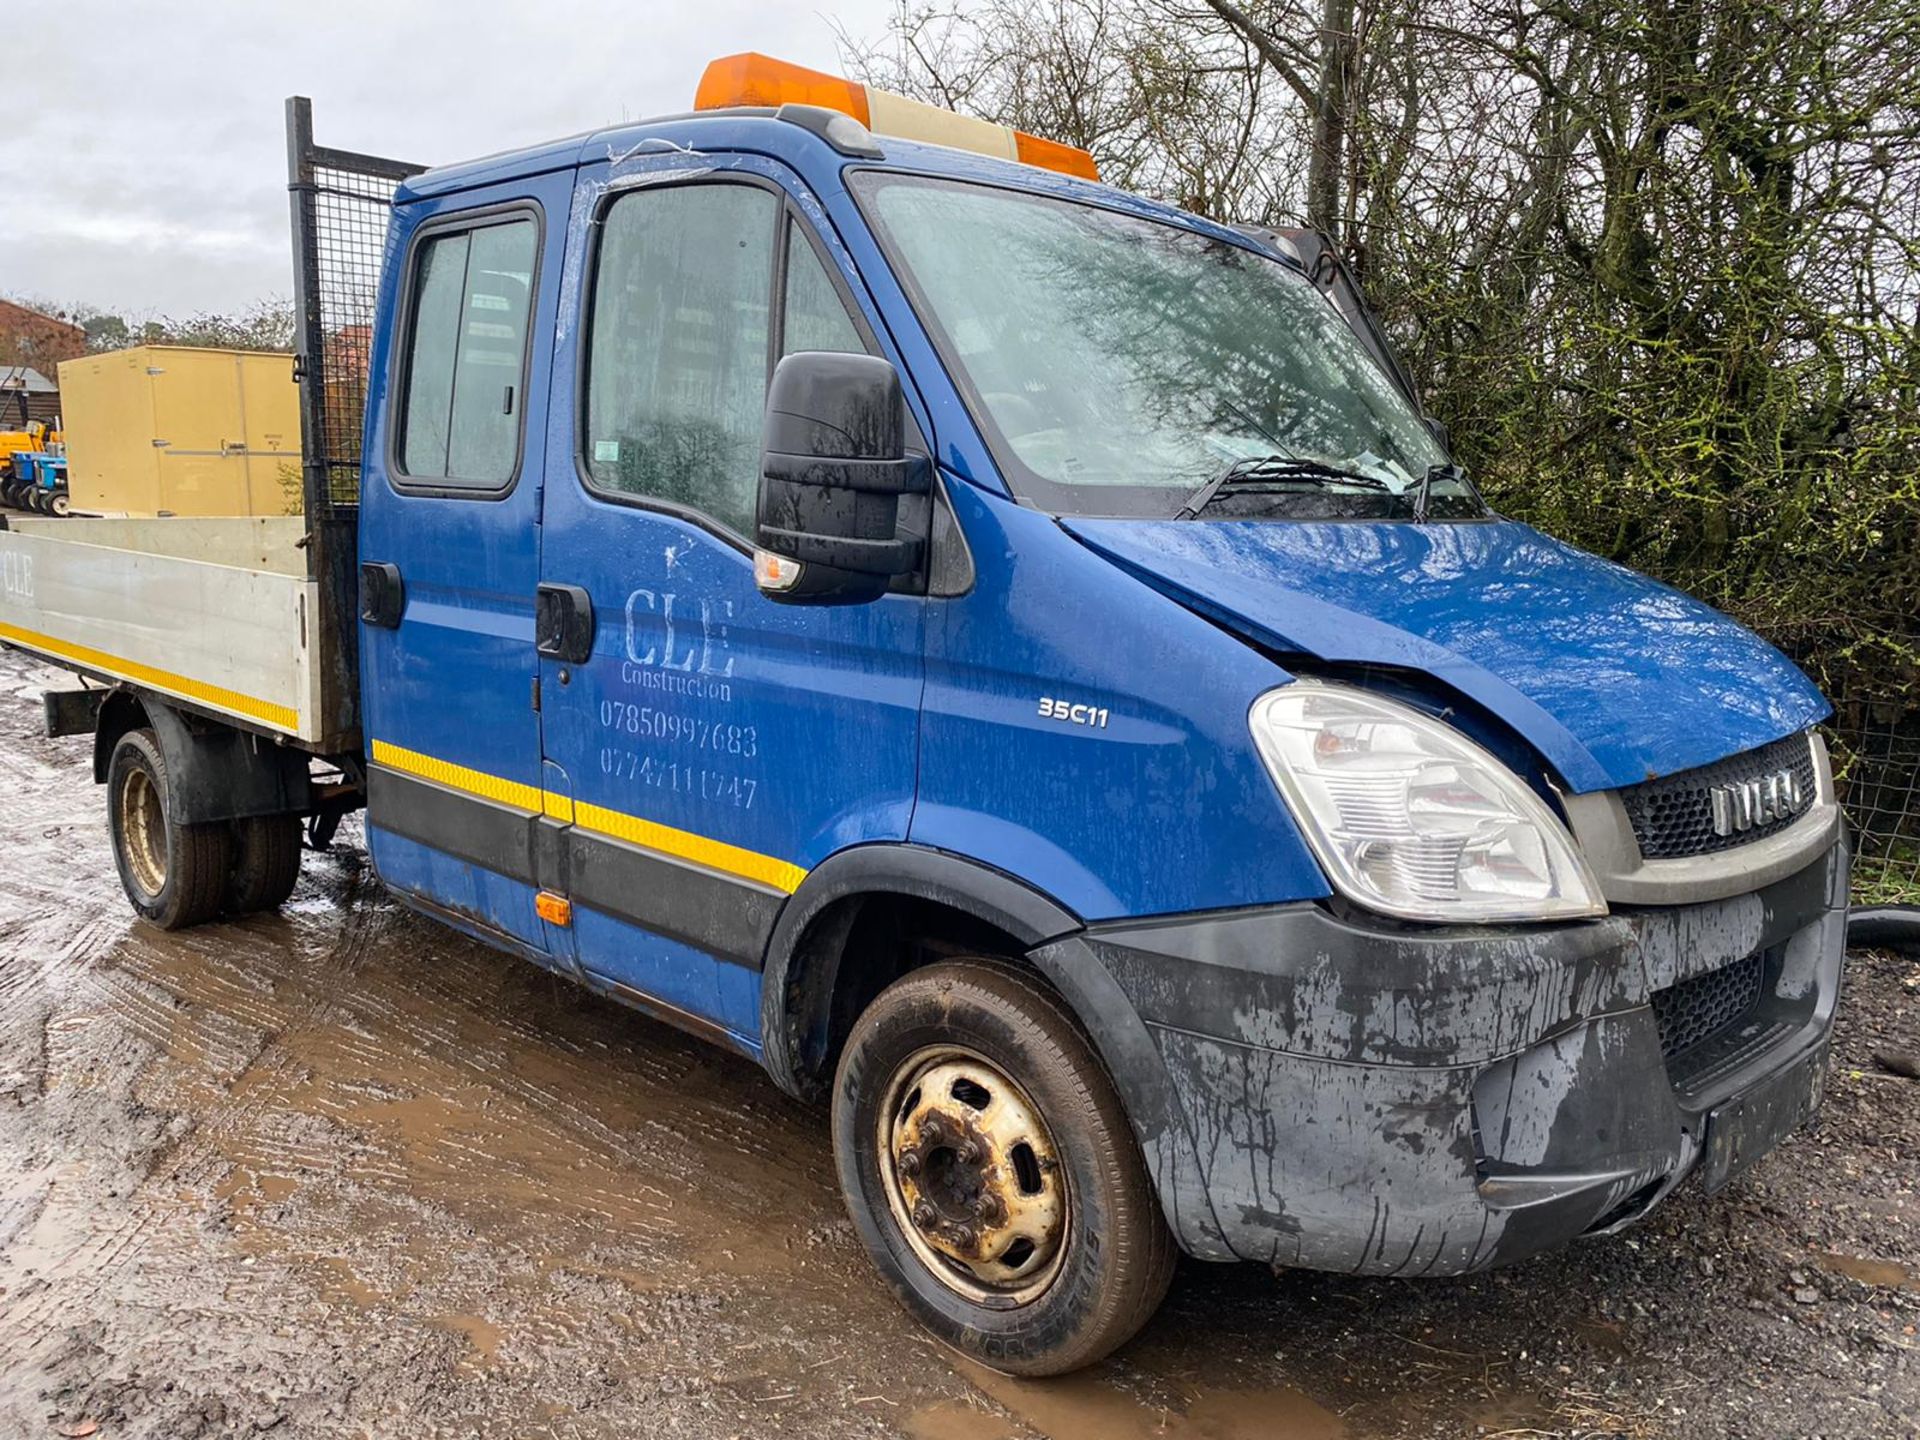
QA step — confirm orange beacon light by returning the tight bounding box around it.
[694,53,1100,182]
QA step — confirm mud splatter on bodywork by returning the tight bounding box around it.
[1039,840,1848,1275]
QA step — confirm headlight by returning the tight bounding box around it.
[1250,681,1605,922]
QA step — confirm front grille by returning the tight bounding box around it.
[1650,952,1766,1061]
[1621,732,1817,860]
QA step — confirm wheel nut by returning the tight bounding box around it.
[912,1202,937,1231]
[955,1141,979,1165]
[951,1225,975,1251]
[921,1117,943,1142]
[977,1194,1005,1224]
[898,1149,922,1176]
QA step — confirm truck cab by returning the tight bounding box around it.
[11,57,1849,1376]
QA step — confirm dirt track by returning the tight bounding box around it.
[0,645,1916,1439]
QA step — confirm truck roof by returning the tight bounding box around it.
[394,107,1262,258]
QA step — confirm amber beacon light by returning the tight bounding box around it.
[694,52,1100,182]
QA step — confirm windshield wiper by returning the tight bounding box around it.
[1412,461,1468,523]
[1174,454,1395,520]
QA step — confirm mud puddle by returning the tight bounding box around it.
[944,1360,1343,1439]
[1818,1250,1916,1291]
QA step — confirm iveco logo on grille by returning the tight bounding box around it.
[1709,768,1807,837]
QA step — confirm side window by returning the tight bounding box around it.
[781,222,865,358]
[397,215,538,487]
[584,185,778,535]
[583,187,872,538]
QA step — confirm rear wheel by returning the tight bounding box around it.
[107,728,232,930]
[228,814,303,913]
[833,960,1175,1376]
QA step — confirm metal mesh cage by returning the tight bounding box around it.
[287,98,423,516]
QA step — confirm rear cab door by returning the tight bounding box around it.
[532,146,929,1050]
[359,170,573,958]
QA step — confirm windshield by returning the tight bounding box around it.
[856,172,1474,520]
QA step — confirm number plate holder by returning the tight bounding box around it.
[1699,1041,1828,1194]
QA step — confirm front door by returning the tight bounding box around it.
[535,157,926,1048]
[359,176,569,957]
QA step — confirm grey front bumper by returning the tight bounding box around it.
[1032,836,1849,1275]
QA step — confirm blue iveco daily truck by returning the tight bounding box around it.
[0,56,1848,1374]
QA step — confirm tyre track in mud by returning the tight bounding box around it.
[0,841,490,1435]
[0,847,387,1354]
[0,748,856,1436]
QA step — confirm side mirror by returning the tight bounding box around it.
[755,352,929,605]
[1425,416,1451,453]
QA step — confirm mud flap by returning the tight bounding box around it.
[141,699,313,825]
[44,686,104,738]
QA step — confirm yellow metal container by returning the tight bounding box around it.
[57,346,302,517]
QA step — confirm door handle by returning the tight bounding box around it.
[360,561,404,628]
[535,583,595,664]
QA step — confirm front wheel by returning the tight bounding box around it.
[107,729,232,930]
[832,960,1175,1376]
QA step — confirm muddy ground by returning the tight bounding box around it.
[0,647,1915,1440]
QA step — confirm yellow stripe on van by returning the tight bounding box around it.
[570,799,806,894]
[370,738,546,812]
[369,738,806,895]
[0,618,299,732]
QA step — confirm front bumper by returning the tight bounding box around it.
[1032,836,1849,1275]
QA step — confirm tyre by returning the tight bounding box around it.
[833,960,1176,1376]
[49,490,69,517]
[107,728,233,930]
[228,813,303,913]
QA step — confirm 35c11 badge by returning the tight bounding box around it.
[1038,696,1110,729]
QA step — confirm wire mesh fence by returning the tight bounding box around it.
[1830,690,1920,905]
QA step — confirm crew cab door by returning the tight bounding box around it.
[358,175,571,957]
[534,156,926,1047]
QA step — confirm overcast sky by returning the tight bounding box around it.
[0,1,897,319]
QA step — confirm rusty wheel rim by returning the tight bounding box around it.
[118,765,167,899]
[877,1045,1069,1305]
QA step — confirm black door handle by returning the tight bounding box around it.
[360,561,404,628]
[535,583,595,664]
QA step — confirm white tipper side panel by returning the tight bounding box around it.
[0,518,319,742]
